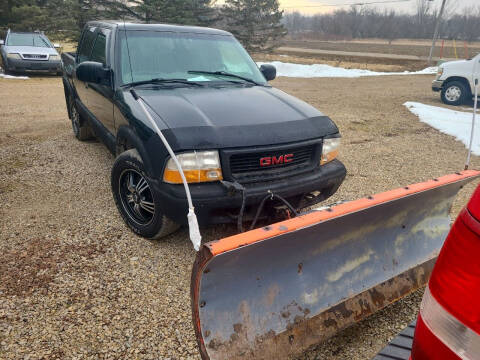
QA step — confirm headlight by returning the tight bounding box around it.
[163,150,223,184]
[437,67,444,79]
[7,53,21,59]
[49,54,60,60]
[320,137,340,165]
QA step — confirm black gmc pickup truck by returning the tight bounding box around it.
[61,21,346,239]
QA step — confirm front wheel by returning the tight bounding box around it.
[111,149,180,239]
[441,81,468,106]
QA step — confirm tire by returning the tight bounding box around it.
[441,80,469,106]
[1,57,9,74]
[69,96,93,141]
[111,149,180,239]
[2,64,12,75]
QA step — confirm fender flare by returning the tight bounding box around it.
[115,125,157,178]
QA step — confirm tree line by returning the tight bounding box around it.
[0,0,286,51]
[283,2,480,43]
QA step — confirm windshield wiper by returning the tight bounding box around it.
[187,70,262,86]
[124,78,204,88]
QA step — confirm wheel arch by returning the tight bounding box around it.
[444,76,472,95]
[115,126,157,178]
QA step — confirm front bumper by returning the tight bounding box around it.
[6,58,62,73]
[150,159,347,226]
[432,79,444,92]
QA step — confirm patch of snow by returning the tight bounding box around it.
[0,73,29,80]
[257,61,437,78]
[404,101,480,155]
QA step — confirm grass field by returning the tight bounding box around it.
[283,37,480,59]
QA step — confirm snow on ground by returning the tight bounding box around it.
[405,102,480,155]
[0,73,29,80]
[257,61,437,78]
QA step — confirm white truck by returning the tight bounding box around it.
[433,54,480,106]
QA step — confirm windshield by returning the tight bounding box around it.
[118,30,266,85]
[6,33,51,47]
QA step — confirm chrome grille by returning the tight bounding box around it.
[22,54,48,60]
[229,144,316,178]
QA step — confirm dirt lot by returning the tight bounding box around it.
[1,72,479,360]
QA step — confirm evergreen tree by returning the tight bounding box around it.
[98,0,218,27]
[221,0,286,52]
[0,0,218,41]
[0,0,97,40]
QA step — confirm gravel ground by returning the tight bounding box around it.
[1,73,479,360]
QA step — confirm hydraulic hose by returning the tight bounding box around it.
[249,193,298,231]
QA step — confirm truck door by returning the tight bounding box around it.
[74,26,96,110]
[87,28,115,134]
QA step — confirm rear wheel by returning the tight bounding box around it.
[69,97,93,141]
[111,149,180,239]
[441,81,468,106]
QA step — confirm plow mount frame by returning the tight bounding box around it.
[191,171,480,360]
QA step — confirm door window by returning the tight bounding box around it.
[91,33,107,65]
[77,27,96,63]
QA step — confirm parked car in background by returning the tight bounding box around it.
[375,183,480,360]
[0,29,62,75]
[61,21,346,239]
[432,54,480,106]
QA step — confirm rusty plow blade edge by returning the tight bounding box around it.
[191,171,480,360]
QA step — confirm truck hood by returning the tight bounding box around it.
[136,85,339,149]
[441,58,476,73]
[4,45,58,56]
[443,59,471,66]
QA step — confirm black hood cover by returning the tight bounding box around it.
[136,85,339,150]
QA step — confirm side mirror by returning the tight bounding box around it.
[0,40,4,46]
[53,43,60,48]
[77,61,110,85]
[260,64,276,81]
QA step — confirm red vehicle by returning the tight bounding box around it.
[376,184,480,360]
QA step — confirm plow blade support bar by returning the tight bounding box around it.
[191,171,480,360]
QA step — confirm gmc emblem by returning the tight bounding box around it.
[260,154,294,167]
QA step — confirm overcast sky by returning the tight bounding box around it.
[281,0,479,15]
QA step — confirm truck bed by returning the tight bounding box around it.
[61,52,75,76]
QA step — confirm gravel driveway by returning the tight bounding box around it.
[0,74,478,360]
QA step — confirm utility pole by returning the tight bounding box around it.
[428,0,448,65]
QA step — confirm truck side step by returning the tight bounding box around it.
[373,321,416,360]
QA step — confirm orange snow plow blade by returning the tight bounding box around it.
[191,171,480,360]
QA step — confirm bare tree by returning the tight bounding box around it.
[281,4,480,42]
[416,0,433,38]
